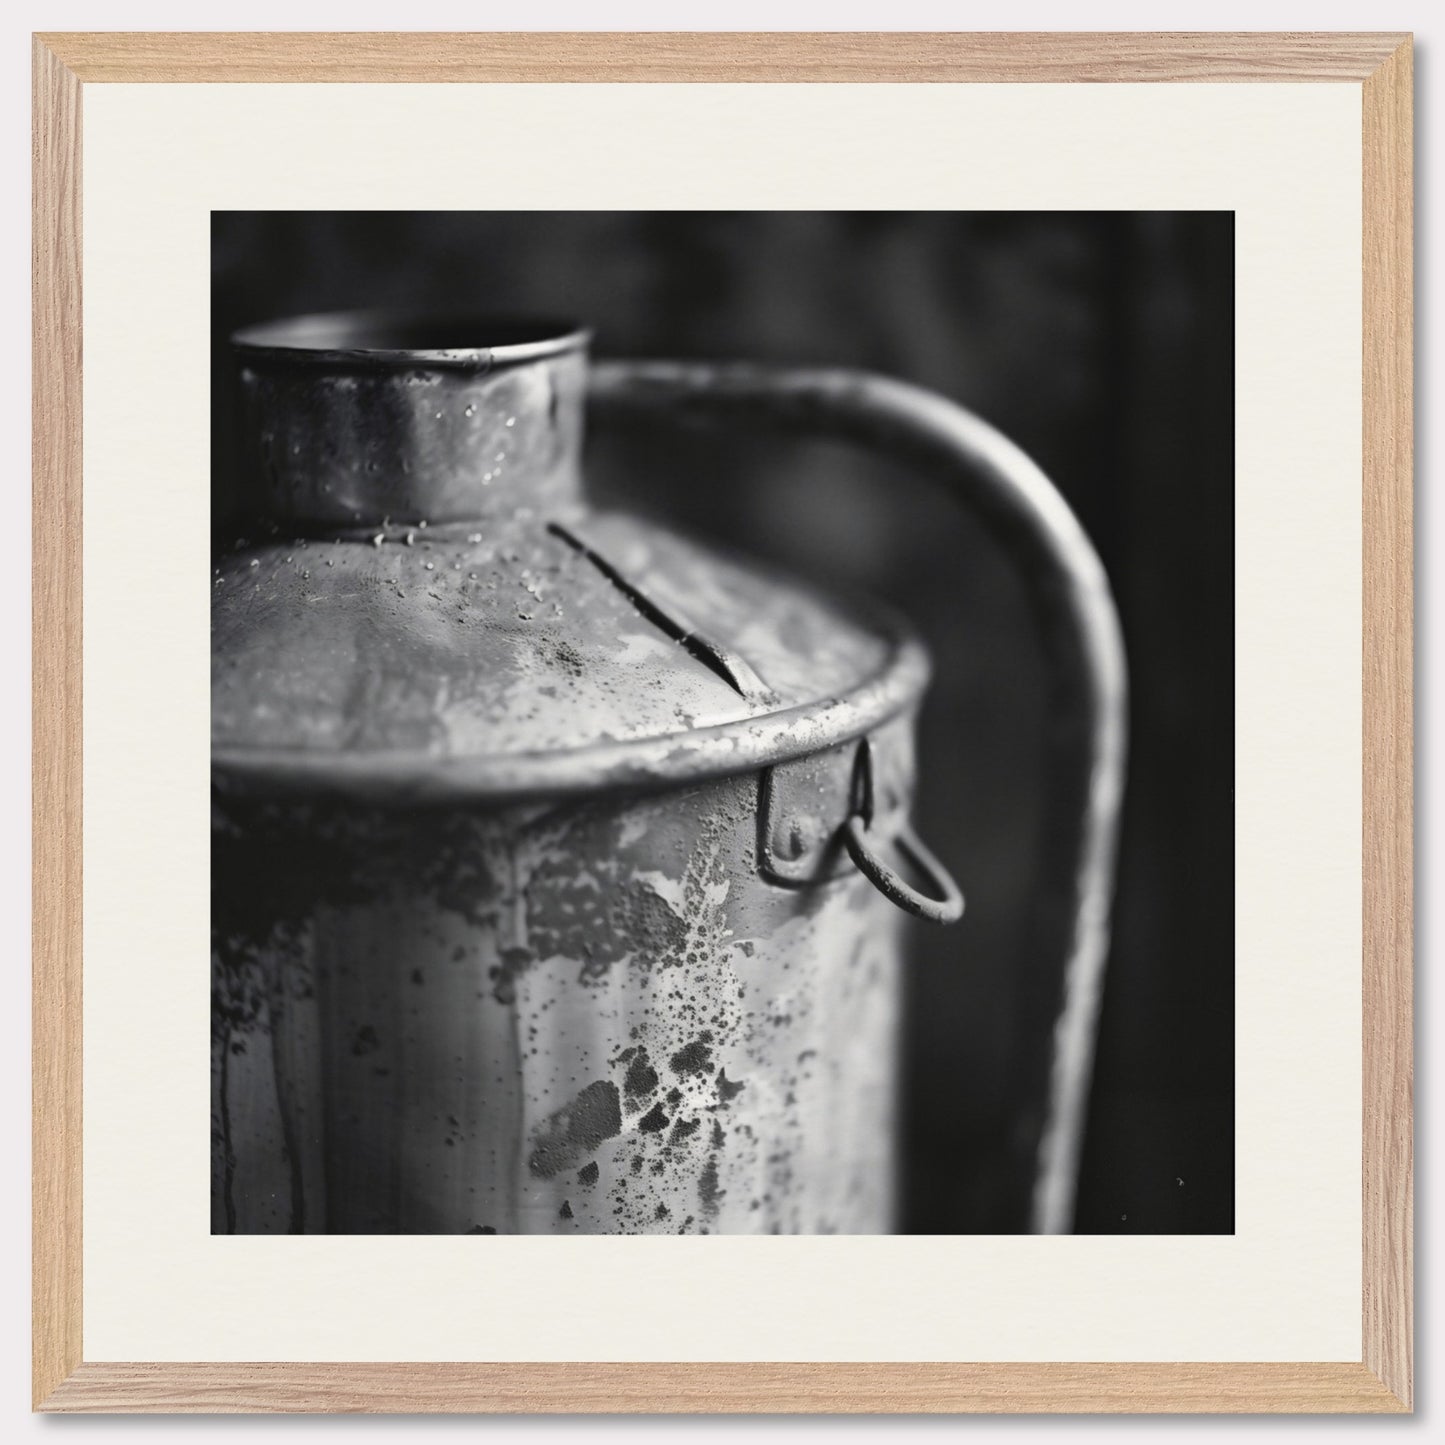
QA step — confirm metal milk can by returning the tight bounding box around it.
[212,313,1126,1236]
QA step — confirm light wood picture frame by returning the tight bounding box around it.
[31,31,1413,1414]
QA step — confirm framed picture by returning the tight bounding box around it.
[32,32,1412,1413]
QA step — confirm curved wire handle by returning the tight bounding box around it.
[845,735,964,925]
[587,360,1128,1235]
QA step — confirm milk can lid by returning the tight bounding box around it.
[211,509,927,805]
[213,312,927,805]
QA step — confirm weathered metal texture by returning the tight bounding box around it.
[231,312,591,529]
[211,511,926,806]
[212,315,946,1236]
[212,314,1123,1238]
[213,316,929,807]
[212,718,914,1235]
[585,361,1128,1234]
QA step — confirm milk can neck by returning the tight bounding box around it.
[231,313,591,530]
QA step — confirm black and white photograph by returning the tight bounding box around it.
[210,210,1234,1239]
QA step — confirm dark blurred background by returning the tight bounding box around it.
[212,212,1234,1234]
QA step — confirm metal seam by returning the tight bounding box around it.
[546,520,772,703]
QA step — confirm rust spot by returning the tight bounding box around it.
[528,1080,622,1179]
[668,1034,715,1077]
[623,1050,659,1102]
[699,1157,723,1218]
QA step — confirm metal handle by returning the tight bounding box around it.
[587,359,1128,1235]
[844,734,964,925]
[844,819,964,926]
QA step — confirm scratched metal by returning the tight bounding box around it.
[214,315,925,806]
[212,315,953,1236]
[212,717,914,1235]
[230,312,592,529]
[211,513,912,790]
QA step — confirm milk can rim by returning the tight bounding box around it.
[212,618,931,809]
[231,308,592,371]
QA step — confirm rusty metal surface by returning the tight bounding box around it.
[586,360,1128,1234]
[213,715,916,1235]
[214,318,927,805]
[211,316,1120,1236]
[212,317,949,1236]
[232,312,591,528]
[212,514,925,804]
